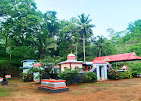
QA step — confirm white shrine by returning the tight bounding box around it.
[20,59,41,82]
[59,53,83,72]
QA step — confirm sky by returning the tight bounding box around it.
[34,0,141,38]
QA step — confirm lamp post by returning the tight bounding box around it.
[1,71,8,85]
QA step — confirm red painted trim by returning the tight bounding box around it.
[6,75,11,76]
[70,63,71,68]
[86,66,88,71]
[0,78,3,79]
[61,63,82,64]
[41,79,66,82]
[40,85,67,89]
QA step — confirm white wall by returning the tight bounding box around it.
[61,63,83,72]
[61,64,70,71]
[71,64,83,70]
[23,62,34,67]
[23,69,29,73]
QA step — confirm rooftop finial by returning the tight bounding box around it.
[70,50,72,54]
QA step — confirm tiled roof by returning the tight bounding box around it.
[91,52,141,63]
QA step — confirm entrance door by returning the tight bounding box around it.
[99,66,102,80]
[95,64,107,80]
[99,66,105,80]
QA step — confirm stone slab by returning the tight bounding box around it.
[38,86,69,93]
[47,82,66,88]
[41,82,49,86]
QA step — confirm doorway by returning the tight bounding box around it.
[99,66,105,80]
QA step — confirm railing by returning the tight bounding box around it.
[137,73,141,77]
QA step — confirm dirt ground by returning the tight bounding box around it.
[0,78,141,101]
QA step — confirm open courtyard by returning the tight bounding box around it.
[0,78,141,101]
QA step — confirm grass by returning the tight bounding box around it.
[79,82,112,87]
[0,85,18,97]
[0,87,9,97]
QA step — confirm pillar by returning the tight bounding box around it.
[104,65,107,80]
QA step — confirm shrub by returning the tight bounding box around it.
[119,71,133,79]
[80,72,97,83]
[128,62,141,77]
[21,73,33,82]
[58,68,79,85]
[108,69,120,80]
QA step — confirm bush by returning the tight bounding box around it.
[58,68,79,85]
[108,69,120,80]
[21,73,33,82]
[128,62,141,77]
[119,71,133,79]
[80,72,97,83]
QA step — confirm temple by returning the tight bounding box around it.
[58,53,83,71]
[59,52,141,81]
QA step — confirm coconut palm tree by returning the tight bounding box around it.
[95,36,106,57]
[77,13,95,62]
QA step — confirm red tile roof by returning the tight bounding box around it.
[121,65,129,69]
[91,52,141,63]
[92,60,106,64]
[33,63,42,67]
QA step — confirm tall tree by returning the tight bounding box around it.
[77,13,95,62]
[32,31,57,60]
[43,11,59,37]
[95,36,106,57]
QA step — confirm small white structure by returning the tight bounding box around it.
[5,75,11,79]
[58,53,83,72]
[20,59,41,82]
[90,60,109,80]
[20,59,37,73]
[39,79,69,93]
[121,65,129,71]
[33,63,43,82]
[0,78,3,82]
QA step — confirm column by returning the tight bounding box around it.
[96,65,100,80]
[104,65,107,80]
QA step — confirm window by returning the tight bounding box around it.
[64,67,67,69]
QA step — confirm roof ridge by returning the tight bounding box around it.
[97,52,135,58]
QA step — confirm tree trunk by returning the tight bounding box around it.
[4,31,8,53]
[76,44,77,60]
[10,39,12,62]
[40,48,43,60]
[99,48,101,57]
[83,30,86,62]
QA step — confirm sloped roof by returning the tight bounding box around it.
[92,60,107,64]
[121,65,129,69]
[21,59,37,62]
[33,63,42,67]
[91,52,141,63]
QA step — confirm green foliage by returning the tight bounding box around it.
[21,72,33,82]
[128,61,141,77]
[113,19,141,55]
[11,46,36,59]
[58,68,79,84]
[0,60,8,65]
[80,72,97,83]
[108,69,120,80]
[119,71,133,79]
